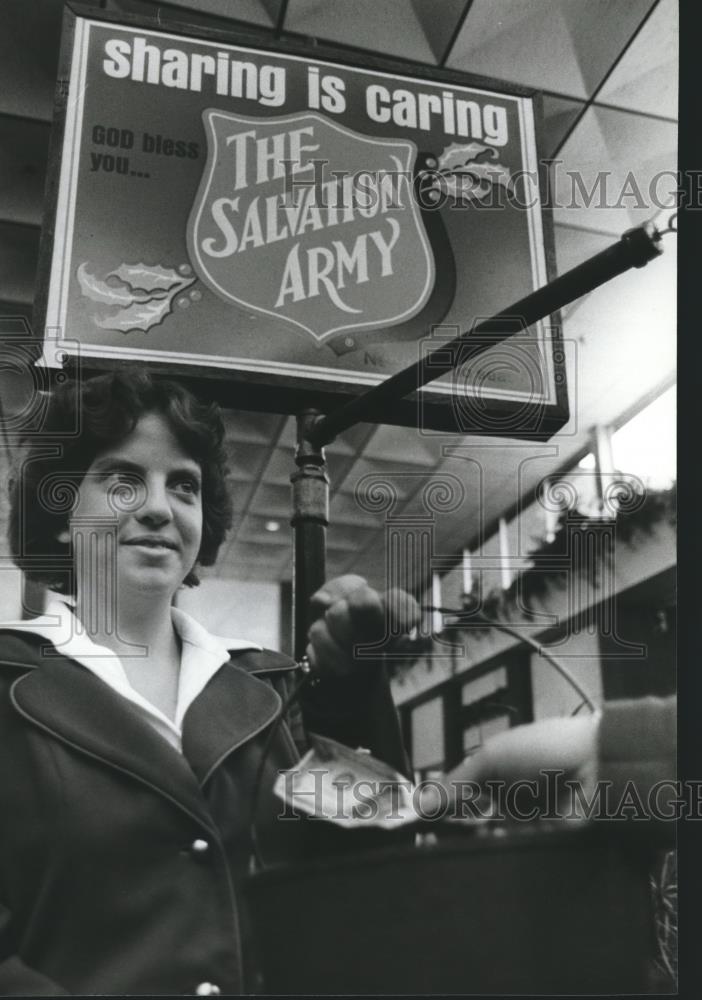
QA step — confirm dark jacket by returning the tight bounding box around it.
[0,630,408,996]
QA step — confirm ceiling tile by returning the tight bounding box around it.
[560,239,676,430]
[333,422,377,455]
[325,450,356,487]
[552,105,677,234]
[277,416,298,449]
[597,0,677,118]
[552,223,613,277]
[248,482,292,517]
[539,94,585,159]
[237,513,293,545]
[225,477,257,514]
[327,524,376,551]
[223,408,285,444]
[224,440,272,482]
[263,445,298,485]
[329,491,382,527]
[324,434,356,457]
[362,424,442,467]
[447,0,655,100]
[410,0,469,63]
[339,458,415,500]
[109,0,276,29]
[286,0,436,63]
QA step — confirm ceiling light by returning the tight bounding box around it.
[265,520,281,532]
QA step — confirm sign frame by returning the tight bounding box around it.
[34,2,568,439]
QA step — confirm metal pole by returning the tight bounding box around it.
[291,410,329,660]
[308,222,664,449]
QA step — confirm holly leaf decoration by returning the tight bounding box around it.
[111,262,190,293]
[77,263,139,307]
[76,261,196,333]
[94,296,175,333]
[435,141,515,205]
[437,141,496,172]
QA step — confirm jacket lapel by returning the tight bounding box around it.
[181,662,284,786]
[11,653,216,832]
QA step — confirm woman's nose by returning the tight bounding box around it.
[135,477,173,525]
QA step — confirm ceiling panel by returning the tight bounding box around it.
[329,492,384,529]
[326,523,379,552]
[410,0,469,64]
[285,0,436,63]
[447,0,655,100]
[225,476,257,514]
[108,0,277,30]
[258,445,297,486]
[247,481,293,517]
[597,0,677,118]
[338,458,418,501]
[224,440,272,482]
[560,240,676,430]
[236,512,294,546]
[151,0,276,28]
[222,408,286,444]
[552,223,613,279]
[362,424,443,467]
[325,450,357,488]
[552,105,677,234]
[539,94,585,159]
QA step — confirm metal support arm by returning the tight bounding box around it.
[307,222,663,449]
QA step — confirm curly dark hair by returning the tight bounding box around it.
[8,368,233,594]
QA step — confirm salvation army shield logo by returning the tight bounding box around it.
[187,110,435,342]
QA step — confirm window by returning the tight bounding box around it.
[458,654,532,759]
[611,386,676,489]
[410,697,444,775]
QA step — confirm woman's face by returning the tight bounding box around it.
[65,412,204,602]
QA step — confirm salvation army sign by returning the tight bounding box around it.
[36,7,567,436]
[188,110,434,341]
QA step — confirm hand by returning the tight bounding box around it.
[433,715,602,822]
[305,574,421,679]
[447,715,601,785]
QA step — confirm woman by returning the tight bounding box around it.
[0,368,416,995]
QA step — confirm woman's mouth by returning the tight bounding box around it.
[122,537,178,551]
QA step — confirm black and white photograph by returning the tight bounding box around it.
[0,0,682,995]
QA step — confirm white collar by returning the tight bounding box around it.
[2,597,263,749]
[3,597,262,657]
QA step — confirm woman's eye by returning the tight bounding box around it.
[105,472,143,509]
[105,470,133,488]
[171,477,200,497]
